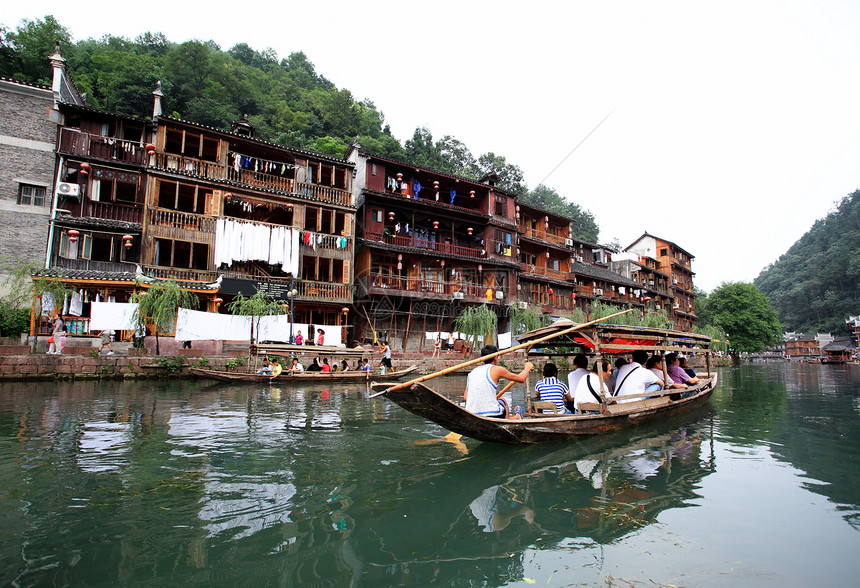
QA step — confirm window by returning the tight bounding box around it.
[373,209,383,223]
[371,163,377,176]
[153,238,209,269]
[660,248,668,257]
[90,169,139,203]
[156,180,211,214]
[494,194,505,216]
[18,184,47,207]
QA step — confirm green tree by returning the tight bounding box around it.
[227,289,288,349]
[475,152,527,196]
[520,184,599,242]
[454,304,498,356]
[5,15,72,83]
[707,282,782,354]
[507,304,551,335]
[134,280,198,355]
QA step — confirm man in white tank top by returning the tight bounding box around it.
[464,345,535,419]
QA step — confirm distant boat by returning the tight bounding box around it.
[371,317,718,444]
[191,364,418,383]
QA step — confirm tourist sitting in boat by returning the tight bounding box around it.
[678,356,698,379]
[463,345,534,420]
[614,350,663,403]
[340,360,350,372]
[534,362,572,414]
[646,355,685,389]
[290,357,304,372]
[606,357,629,394]
[294,330,304,345]
[307,358,322,372]
[666,353,699,386]
[321,358,331,373]
[360,358,372,372]
[257,356,277,375]
[573,360,611,413]
[567,353,590,393]
[260,358,283,379]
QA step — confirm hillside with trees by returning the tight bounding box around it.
[0,15,599,242]
[755,190,860,335]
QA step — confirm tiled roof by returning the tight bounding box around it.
[571,261,640,288]
[0,76,51,91]
[33,267,221,290]
[54,216,142,231]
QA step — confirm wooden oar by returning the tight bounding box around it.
[362,307,378,345]
[369,308,634,398]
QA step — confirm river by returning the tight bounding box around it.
[1,363,859,587]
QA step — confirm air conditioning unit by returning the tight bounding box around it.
[452,292,464,300]
[594,288,603,296]
[565,238,573,246]
[496,290,504,300]
[575,256,583,262]
[516,301,528,310]
[56,182,80,197]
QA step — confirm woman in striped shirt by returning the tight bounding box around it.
[534,363,572,414]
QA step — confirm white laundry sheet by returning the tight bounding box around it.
[175,308,343,346]
[89,302,139,331]
[497,331,513,349]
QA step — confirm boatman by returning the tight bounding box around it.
[464,345,534,420]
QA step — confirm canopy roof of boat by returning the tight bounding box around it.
[516,318,712,356]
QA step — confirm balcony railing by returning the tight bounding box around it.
[295,279,351,302]
[519,226,570,247]
[143,266,219,283]
[365,232,484,259]
[151,152,352,206]
[58,128,146,165]
[82,199,142,224]
[369,273,491,299]
[54,257,138,274]
[520,263,569,281]
[147,208,217,244]
[299,231,352,253]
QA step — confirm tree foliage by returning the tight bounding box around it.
[134,280,198,355]
[454,304,498,354]
[706,282,782,354]
[755,190,860,335]
[227,289,287,346]
[519,184,599,242]
[507,304,552,335]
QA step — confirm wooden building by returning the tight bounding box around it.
[610,253,674,314]
[784,332,819,361]
[346,144,518,350]
[624,233,697,331]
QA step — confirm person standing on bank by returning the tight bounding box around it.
[98,329,115,355]
[378,340,393,372]
[464,345,534,420]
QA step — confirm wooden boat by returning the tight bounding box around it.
[371,315,718,444]
[191,364,418,383]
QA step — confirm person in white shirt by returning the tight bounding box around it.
[567,353,590,394]
[573,360,612,413]
[613,350,663,403]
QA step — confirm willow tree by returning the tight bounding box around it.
[134,280,198,355]
[507,304,551,335]
[454,304,498,357]
[227,289,288,349]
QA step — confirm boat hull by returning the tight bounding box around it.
[374,373,717,444]
[192,365,418,383]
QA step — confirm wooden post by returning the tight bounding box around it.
[402,300,412,352]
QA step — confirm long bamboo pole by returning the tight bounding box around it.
[370,308,634,397]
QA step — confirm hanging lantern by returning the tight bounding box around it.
[397,262,402,270]
[477,264,482,273]
[341,307,349,314]
[469,190,475,198]
[397,254,403,261]
[145,143,156,155]
[546,251,550,259]
[79,163,90,176]
[388,211,395,221]
[467,227,473,235]
[396,172,403,181]
[122,234,133,249]
[440,260,445,267]
[433,180,439,190]
[548,288,554,296]
[214,297,223,304]
[433,221,439,230]
[68,229,79,243]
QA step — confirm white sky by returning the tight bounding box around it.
[6,1,860,292]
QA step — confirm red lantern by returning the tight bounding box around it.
[396,172,403,181]
[467,227,473,235]
[145,143,156,155]
[548,288,554,296]
[79,163,90,176]
[214,297,223,304]
[68,229,79,243]
[469,190,475,198]
[433,180,439,189]
[122,234,133,249]
[388,211,395,221]
[433,221,439,230]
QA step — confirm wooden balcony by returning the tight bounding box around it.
[518,226,570,247]
[299,230,352,258]
[368,273,491,301]
[82,199,143,224]
[151,152,352,207]
[54,257,139,274]
[295,279,352,303]
[147,208,216,245]
[143,266,219,283]
[58,128,146,165]
[520,263,570,281]
[365,231,484,259]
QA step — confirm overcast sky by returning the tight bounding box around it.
[7,1,860,292]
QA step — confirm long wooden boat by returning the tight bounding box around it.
[371,317,718,444]
[192,364,418,383]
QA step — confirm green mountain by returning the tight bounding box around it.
[755,190,860,335]
[0,15,599,241]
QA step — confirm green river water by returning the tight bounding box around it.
[1,363,859,587]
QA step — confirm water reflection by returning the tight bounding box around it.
[1,365,859,586]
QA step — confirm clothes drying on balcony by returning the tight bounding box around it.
[213,218,300,275]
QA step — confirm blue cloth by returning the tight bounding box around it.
[535,377,570,414]
[450,189,456,204]
[413,179,422,199]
